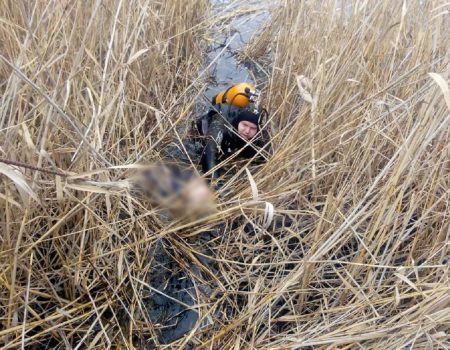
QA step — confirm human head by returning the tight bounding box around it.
[234,110,260,140]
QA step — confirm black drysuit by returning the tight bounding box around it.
[197,105,268,178]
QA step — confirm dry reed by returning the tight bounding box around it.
[214,0,450,349]
[0,0,211,348]
[1,0,449,349]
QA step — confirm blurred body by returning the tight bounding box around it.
[135,162,216,220]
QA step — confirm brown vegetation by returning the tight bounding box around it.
[0,0,210,348]
[0,0,449,349]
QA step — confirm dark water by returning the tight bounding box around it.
[146,1,269,346]
[145,241,199,346]
[204,1,269,102]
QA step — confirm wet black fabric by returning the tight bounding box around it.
[198,108,267,179]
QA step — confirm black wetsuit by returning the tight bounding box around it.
[197,105,268,178]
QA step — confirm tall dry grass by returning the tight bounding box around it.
[210,0,449,348]
[0,0,210,348]
[1,0,450,349]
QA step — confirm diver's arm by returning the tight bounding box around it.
[201,118,225,179]
[202,138,218,177]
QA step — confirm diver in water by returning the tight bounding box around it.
[196,83,270,179]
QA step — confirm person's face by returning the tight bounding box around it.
[238,120,258,140]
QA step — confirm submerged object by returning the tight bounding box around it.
[135,162,216,220]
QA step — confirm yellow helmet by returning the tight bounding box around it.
[212,82,257,108]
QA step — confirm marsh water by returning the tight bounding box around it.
[146,1,269,346]
[204,1,269,102]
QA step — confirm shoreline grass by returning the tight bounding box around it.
[1,0,449,349]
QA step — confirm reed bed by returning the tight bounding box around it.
[0,0,211,348]
[213,0,449,348]
[1,0,449,349]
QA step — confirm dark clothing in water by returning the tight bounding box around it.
[197,105,269,179]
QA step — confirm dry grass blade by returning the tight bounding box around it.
[0,163,39,204]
